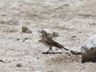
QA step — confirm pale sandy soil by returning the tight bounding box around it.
[0,0,96,72]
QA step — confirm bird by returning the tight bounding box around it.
[39,30,69,54]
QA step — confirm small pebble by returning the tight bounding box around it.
[37,57,39,60]
[0,59,5,63]
[17,38,20,41]
[16,63,22,67]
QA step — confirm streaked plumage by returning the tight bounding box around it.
[39,30,69,53]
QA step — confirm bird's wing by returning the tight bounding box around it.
[44,37,63,48]
[44,37,69,51]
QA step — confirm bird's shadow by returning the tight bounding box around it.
[42,52,62,54]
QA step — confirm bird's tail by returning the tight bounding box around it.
[62,47,69,51]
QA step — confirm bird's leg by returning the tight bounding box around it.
[42,47,53,54]
[49,47,52,51]
[46,47,52,53]
[42,47,62,54]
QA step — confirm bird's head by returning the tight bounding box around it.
[38,30,47,37]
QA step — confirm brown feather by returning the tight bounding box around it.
[42,36,69,51]
[39,30,69,51]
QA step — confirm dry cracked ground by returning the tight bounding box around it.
[0,0,96,72]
